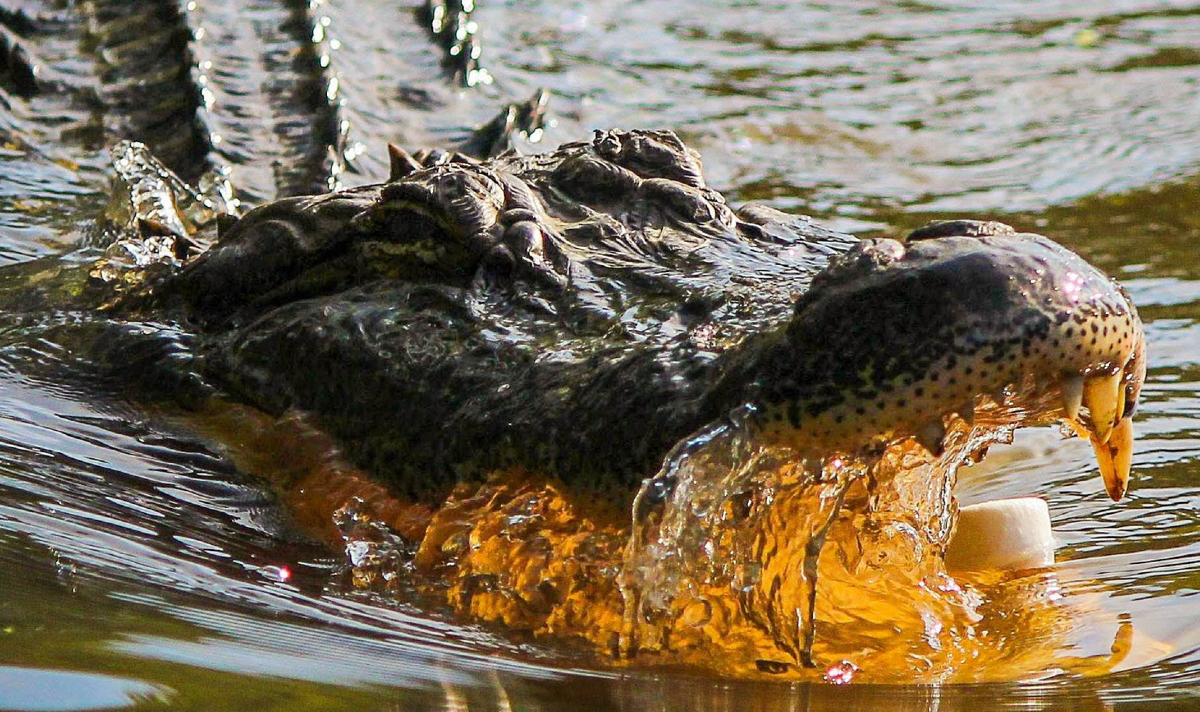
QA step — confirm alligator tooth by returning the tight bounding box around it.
[1084,371,1123,444]
[1091,416,1134,501]
[916,420,946,457]
[1061,374,1084,421]
[388,143,423,181]
[1064,418,1090,440]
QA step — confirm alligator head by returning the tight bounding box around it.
[746,221,1143,501]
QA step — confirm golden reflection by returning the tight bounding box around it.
[177,392,1143,684]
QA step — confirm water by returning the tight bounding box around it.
[2,0,1200,709]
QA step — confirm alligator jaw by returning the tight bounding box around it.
[753,222,1146,500]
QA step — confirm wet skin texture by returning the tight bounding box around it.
[114,129,1145,505]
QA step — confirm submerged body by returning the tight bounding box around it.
[74,131,1145,678]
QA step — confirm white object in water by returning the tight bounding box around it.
[945,496,1055,572]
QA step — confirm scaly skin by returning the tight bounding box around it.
[116,130,1143,507]
[745,226,1144,500]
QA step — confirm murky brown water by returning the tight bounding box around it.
[2,0,1200,709]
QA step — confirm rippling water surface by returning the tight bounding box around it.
[2,0,1200,709]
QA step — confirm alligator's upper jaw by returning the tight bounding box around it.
[755,221,1145,500]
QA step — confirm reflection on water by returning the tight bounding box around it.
[2,0,1200,709]
[0,666,167,711]
[471,0,1200,217]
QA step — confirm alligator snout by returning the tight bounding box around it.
[755,220,1145,501]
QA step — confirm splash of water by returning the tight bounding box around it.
[618,400,1030,676]
[331,387,1117,681]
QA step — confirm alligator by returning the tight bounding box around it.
[105,131,1143,503]
[0,0,1146,681]
[72,130,1140,678]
